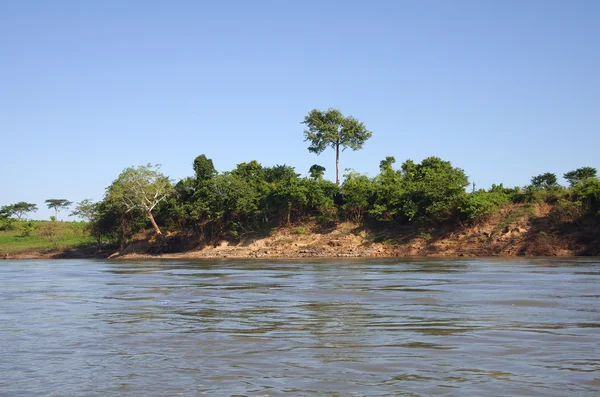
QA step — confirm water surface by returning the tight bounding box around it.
[1,258,599,396]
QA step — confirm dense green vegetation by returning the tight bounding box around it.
[34,156,595,252]
[1,108,599,254]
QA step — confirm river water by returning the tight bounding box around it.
[0,258,599,396]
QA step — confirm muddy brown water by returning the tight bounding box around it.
[1,258,599,396]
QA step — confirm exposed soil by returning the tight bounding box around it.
[4,203,598,260]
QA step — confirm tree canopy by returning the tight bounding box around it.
[530,173,559,190]
[106,164,173,236]
[309,164,326,180]
[45,199,72,220]
[302,108,372,186]
[564,167,597,187]
[0,202,38,220]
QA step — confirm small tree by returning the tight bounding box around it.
[106,164,173,237]
[308,164,326,180]
[45,199,72,220]
[564,167,597,188]
[302,108,372,186]
[70,199,98,222]
[530,173,559,190]
[70,199,103,248]
[0,202,38,220]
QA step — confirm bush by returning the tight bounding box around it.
[459,189,509,222]
[0,218,16,231]
[524,185,566,204]
[293,226,307,235]
[573,178,600,217]
[341,171,374,222]
[549,199,583,224]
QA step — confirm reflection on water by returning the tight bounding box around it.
[0,258,599,396]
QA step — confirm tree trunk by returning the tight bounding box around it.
[336,142,340,186]
[146,210,162,236]
[120,217,128,251]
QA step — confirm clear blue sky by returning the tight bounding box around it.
[1,0,598,220]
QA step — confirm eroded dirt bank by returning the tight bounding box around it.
[5,204,599,260]
[117,203,598,259]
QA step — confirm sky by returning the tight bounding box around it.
[1,0,598,220]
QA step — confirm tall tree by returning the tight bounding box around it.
[302,108,372,186]
[564,167,597,187]
[106,164,173,236]
[0,202,38,220]
[45,199,72,220]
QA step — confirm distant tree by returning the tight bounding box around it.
[70,199,98,222]
[302,108,372,186]
[193,154,217,183]
[309,164,326,180]
[530,173,559,190]
[0,202,38,220]
[70,199,105,249]
[106,164,173,237]
[563,167,597,188]
[0,206,11,219]
[45,199,72,220]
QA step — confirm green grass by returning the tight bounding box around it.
[0,220,95,254]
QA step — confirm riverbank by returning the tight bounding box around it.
[5,203,598,260]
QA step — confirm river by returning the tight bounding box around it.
[0,258,599,396]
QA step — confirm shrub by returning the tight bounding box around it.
[459,189,509,222]
[294,226,307,235]
[549,199,583,224]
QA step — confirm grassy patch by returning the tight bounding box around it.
[0,220,95,254]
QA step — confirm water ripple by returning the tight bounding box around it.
[0,258,599,396]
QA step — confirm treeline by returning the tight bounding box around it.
[2,107,599,252]
[22,156,600,250]
[2,155,599,251]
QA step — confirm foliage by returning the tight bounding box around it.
[70,199,110,247]
[45,199,72,220]
[193,154,217,182]
[309,164,326,180]
[549,199,583,224]
[19,221,36,237]
[23,143,597,254]
[302,108,372,185]
[370,156,404,221]
[36,222,65,249]
[572,177,600,217]
[294,226,307,235]
[525,172,565,203]
[530,173,559,190]
[459,187,510,222]
[564,167,597,188]
[400,157,469,223]
[341,170,374,222]
[0,202,38,220]
[106,164,173,236]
